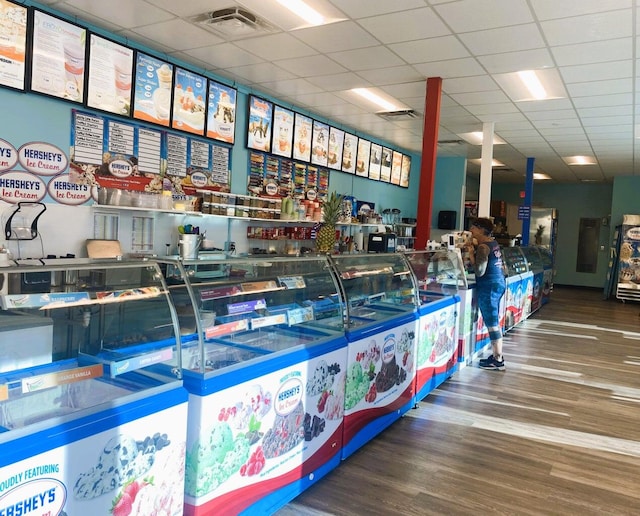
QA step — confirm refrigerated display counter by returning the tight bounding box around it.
[157,255,348,516]
[326,253,418,460]
[0,258,188,516]
[520,246,546,314]
[403,249,463,401]
[500,246,531,334]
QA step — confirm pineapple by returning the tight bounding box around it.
[316,191,344,253]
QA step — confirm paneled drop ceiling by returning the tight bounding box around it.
[37,0,640,184]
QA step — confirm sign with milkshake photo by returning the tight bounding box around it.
[31,10,86,103]
[86,34,133,116]
[0,0,27,91]
[132,52,173,127]
[171,67,206,136]
[206,80,236,144]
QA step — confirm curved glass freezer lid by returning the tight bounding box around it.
[404,249,466,294]
[157,255,346,373]
[501,246,528,275]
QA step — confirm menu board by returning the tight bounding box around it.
[132,52,173,127]
[369,142,382,180]
[327,127,344,171]
[355,138,371,177]
[0,0,27,90]
[380,147,392,182]
[400,154,411,188]
[271,105,293,158]
[86,34,133,116]
[391,150,403,185]
[172,67,206,136]
[341,133,357,174]
[31,10,87,103]
[292,113,312,162]
[311,120,329,166]
[206,80,236,144]
[247,95,273,152]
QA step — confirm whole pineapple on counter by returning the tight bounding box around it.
[315,191,344,253]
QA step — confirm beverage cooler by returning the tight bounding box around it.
[156,255,348,516]
[326,253,418,460]
[0,259,188,516]
[403,249,465,401]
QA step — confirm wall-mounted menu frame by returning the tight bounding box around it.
[86,33,133,117]
[380,147,392,182]
[369,142,382,180]
[341,132,357,174]
[355,138,371,177]
[292,112,312,163]
[271,104,293,158]
[247,94,273,153]
[391,150,403,185]
[30,9,87,104]
[132,51,173,127]
[400,154,411,188]
[327,127,344,171]
[0,0,28,91]
[311,120,329,167]
[171,66,206,136]
[206,80,237,144]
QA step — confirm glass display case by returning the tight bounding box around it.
[404,248,467,300]
[501,246,529,276]
[0,258,188,516]
[155,255,349,515]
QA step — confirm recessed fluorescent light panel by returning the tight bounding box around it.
[533,172,551,180]
[563,155,597,166]
[350,88,404,111]
[469,158,506,167]
[494,68,567,102]
[458,132,506,146]
[276,0,325,25]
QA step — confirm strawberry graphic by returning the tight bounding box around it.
[111,492,133,516]
[317,390,330,413]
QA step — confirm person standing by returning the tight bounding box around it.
[466,218,507,370]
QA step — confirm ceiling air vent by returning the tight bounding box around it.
[437,140,465,145]
[377,109,419,121]
[192,7,276,39]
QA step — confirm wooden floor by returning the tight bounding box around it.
[275,287,640,516]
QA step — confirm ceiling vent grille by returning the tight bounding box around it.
[377,109,419,121]
[192,8,276,39]
[437,140,465,145]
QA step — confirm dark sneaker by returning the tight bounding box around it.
[479,355,505,371]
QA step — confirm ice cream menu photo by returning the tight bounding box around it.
[86,34,133,116]
[31,10,86,103]
[207,80,237,144]
[247,95,273,153]
[0,0,27,90]
[292,113,312,163]
[133,52,173,127]
[271,105,294,158]
[172,66,206,136]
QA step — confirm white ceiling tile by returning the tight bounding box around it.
[478,49,554,74]
[466,103,519,116]
[577,105,631,117]
[64,0,174,28]
[572,93,632,107]
[449,90,512,105]
[413,58,485,78]
[525,110,578,121]
[381,81,427,98]
[115,30,173,54]
[50,4,127,32]
[357,8,450,44]
[540,10,632,46]
[306,72,370,90]
[223,63,296,84]
[357,66,425,86]
[144,0,233,17]
[517,99,575,112]
[560,60,632,84]
[459,24,545,55]
[434,0,533,32]
[185,43,264,69]
[477,112,528,123]
[443,75,498,94]
[530,0,632,21]
[132,19,223,51]
[551,38,633,66]
[329,46,405,71]
[293,21,379,53]
[582,115,633,126]
[258,78,323,96]
[275,54,347,77]
[390,36,471,64]
[325,0,426,18]
[233,33,316,61]
[567,78,633,97]
[287,92,348,107]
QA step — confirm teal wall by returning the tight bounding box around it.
[431,156,466,228]
[611,176,640,229]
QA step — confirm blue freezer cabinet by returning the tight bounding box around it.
[0,259,188,516]
[156,255,349,516]
[327,253,419,460]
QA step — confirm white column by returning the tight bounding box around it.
[478,122,494,218]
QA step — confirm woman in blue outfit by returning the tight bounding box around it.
[466,217,507,370]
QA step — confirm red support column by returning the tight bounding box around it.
[415,77,442,251]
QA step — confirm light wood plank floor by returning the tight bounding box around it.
[275,287,640,516]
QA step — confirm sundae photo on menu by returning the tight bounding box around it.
[292,113,312,162]
[172,67,206,136]
[206,80,237,144]
[31,10,86,102]
[271,105,294,158]
[132,53,173,127]
[0,0,27,90]
[355,138,371,177]
[400,154,411,187]
[311,120,329,167]
[342,133,357,174]
[391,150,403,185]
[86,34,133,116]
[247,95,273,152]
[380,147,392,182]
[369,142,382,180]
[327,127,344,170]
